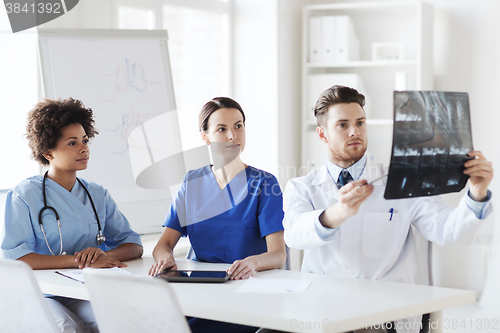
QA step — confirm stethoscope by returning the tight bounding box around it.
[38,171,106,256]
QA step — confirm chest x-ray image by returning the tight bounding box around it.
[384,91,473,199]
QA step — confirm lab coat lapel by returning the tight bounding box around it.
[312,164,340,202]
[359,156,387,186]
[311,156,386,206]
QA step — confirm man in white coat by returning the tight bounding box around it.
[283,86,493,333]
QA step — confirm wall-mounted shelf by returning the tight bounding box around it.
[305,118,394,127]
[306,60,418,69]
[301,1,433,170]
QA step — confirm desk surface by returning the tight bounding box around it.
[34,256,475,333]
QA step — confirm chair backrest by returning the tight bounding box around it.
[185,244,195,260]
[284,245,291,270]
[83,269,191,333]
[0,190,8,258]
[0,260,59,333]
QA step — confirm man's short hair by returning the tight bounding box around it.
[314,85,365,126]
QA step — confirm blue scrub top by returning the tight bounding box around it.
[164,165,284,263]
[1,175,142,260]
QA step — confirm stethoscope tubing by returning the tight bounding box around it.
[39,171,106,255]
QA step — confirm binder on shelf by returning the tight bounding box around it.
[309,16,323,63]
[322,16,337,63]
[335,15,359,62]
[307,73,370,121]
[310,15,359,63]
[319,15,359,63]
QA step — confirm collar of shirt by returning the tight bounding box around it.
[326,154,367,183]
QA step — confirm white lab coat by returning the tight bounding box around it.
[283,157,490,333]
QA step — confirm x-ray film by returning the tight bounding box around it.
[384,91,473,199]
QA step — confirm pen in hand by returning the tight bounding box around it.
[366,174,388,185]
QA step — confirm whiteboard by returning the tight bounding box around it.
[38,29,181,234]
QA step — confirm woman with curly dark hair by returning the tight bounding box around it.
[1,98,143,333]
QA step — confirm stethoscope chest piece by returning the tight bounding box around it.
[97,231,106,245]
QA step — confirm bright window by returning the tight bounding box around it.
[118,6,156,30]
[0,9,39,189]
[117,1,230,151]
[162,4,229,150]
[0,1,231,190]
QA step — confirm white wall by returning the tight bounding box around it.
[232,0,279,176]
[429,0,499,301]
[276,0,310,270]
[277,0,307,186]
[40,0,115,28]
[229,0,307,185]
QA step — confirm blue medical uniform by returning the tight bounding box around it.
[164,165,284,263]
[1,175,142,259]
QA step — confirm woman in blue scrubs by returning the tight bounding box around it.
[149,97,286,333]
[1,98,143,333]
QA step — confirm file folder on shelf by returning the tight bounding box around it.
[334,15,359,63]
[309,15,359,63]
[322,16,337,63]
[309,16,323,63]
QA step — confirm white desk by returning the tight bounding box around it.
[34,257,475,333]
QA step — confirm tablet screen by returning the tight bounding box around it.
[155,270,230,283]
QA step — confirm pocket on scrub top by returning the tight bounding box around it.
[361,212,400,258]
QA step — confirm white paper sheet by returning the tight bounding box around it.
[236,277,312,294]
[55,267,136,283]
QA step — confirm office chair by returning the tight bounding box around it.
[83,268,190,333]
[0,259,59,333]
[185,244,195,260]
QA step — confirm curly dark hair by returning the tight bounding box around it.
[25,98,98,165]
